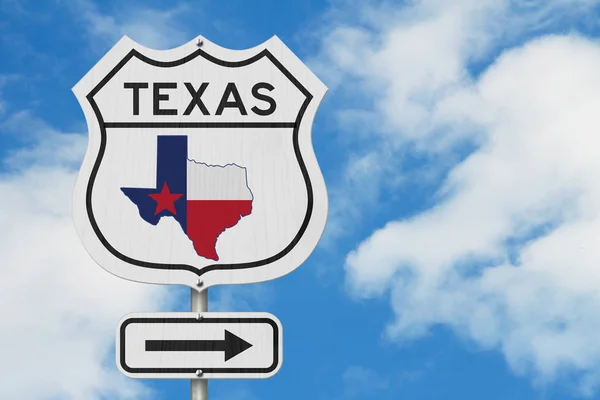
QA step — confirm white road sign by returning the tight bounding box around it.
[72,35,328,289]
[117,312,282,379]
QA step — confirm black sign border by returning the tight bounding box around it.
[119,316,280,374]
[85,46,314,278]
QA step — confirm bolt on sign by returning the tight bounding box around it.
[72,35,327,383]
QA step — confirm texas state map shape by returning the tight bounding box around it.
[121,135,253,261]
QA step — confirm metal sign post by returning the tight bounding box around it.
[191,288,208,400]
[72,34,326,398]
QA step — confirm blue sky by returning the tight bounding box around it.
[3,0,600,399]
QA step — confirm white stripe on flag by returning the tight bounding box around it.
[186,160,253,200]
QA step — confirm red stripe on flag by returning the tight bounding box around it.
[186,200,253,261]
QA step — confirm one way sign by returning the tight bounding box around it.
[117,312,282,379]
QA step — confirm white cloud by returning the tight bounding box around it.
[342,366,389,398]
[0,113,175,400]
[71,0,192,50]
[1,111,86,169]
[0,74,20,117]
[314,0,600,393]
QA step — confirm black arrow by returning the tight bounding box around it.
[145,330,253,361]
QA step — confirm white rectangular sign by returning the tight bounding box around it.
[116,312,282,379]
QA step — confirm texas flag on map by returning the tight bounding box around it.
[121,135,253,261]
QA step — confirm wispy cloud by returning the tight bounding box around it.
[0,74,21,117]
[312,0,600,393]
[342,365,389,398]
[312,0,600,243]
[1,110,85,169]
[69,0,193,50]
